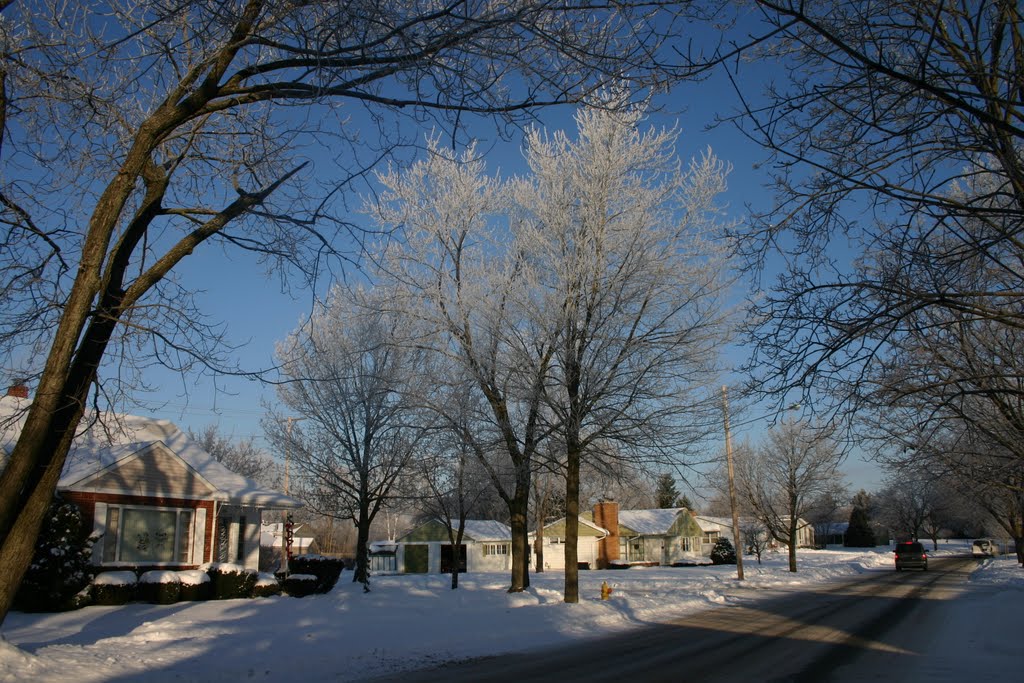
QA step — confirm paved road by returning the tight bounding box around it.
[370,555,980,682]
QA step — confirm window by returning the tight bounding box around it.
[702,531,719,544]
[236,516,247,562]
[104,505,193,564]
[482,543,509,556]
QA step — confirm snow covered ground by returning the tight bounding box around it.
[1,542,1020,682]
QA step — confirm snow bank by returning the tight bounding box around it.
[0,544,1019,683]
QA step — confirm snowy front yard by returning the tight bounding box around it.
[1,543,1021,682]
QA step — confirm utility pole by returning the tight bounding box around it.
[722,385,744,581]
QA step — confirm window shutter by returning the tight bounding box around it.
[91,502,107,564]
[192,506,207,565]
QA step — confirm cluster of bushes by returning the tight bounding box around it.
[87,556,346,606]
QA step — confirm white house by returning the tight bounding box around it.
[695,514,816,554]
[393,519,513,574]
[529,516,609,570]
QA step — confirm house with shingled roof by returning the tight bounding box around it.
[1,391,302,572]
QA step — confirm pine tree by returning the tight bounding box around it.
[655,474,680,509]
[845,505,877,547]
[14,495,95,612]
[710,537,737,565]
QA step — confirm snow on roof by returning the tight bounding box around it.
[462,519,512,541]
[0,396,302,509]
[618,508,687,535]
[694,515,733,531]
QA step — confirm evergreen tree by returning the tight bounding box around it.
[14,495,95,612]
[655,474,680,509]
[845,505,877,547]
[710,537,737,565]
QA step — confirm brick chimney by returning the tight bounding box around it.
[6,383,28,399]
[593,500,620,569]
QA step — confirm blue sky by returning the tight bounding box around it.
[129,62,885,495]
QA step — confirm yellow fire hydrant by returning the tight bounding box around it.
[601,581,612,600]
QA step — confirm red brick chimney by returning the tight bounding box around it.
[593,500,620,569]
[6,383,28,399]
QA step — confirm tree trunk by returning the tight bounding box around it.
[789,519,798,573]
[535,497,545,574]
[507,471,531,592]
[353,502,372,590]
[564,443,580,603]
[0,295,125,624]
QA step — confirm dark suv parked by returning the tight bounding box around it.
[894,541,928,571]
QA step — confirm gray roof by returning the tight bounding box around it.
[1,396,302,509]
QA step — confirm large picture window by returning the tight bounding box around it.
[104,506,193,564]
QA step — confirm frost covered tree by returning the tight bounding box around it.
[736,421,843,572]
[515,102,734,601]
[373,100,734,601]
[371,140,553,593]
[268,287,427,589]
[188,425,279,489]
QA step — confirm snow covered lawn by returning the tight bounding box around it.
[1,543,1020,682]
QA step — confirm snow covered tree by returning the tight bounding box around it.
[268,287,427,590]
[13,495,95,613]
[371,141,551,593]
[736,421,843,572]
[188,425,279,489]
[710,537,736,565]
[514,100,734,602]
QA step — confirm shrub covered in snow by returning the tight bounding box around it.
[253,572,282,598]
[204,563,257,599]
[14,495,96,612]
[282,573,318,598]
[91,571,138,605]
[137,570,181,604]
[710,537,737,565]
[176,570,211,601]
[289,555,345,593]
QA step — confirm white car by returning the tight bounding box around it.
[972,539,1000,557]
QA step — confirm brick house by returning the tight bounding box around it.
[1,391,302,572]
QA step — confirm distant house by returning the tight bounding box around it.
[695,514,816,553]
[815,521,849,547]
[393,519,513,574]
[530,516,609,570]
[601,505,705,565]
[0,391,302,572]
[539,501,705,568]
[260,521,318,561]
